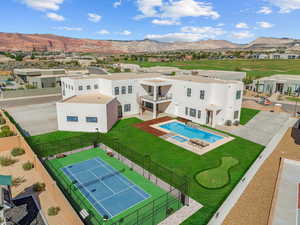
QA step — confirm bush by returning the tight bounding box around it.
[48,207,60,216]
[0,129,15,137]
[1,126,10,132]
[11,147,25,157]
[33,182,46,192]
[12,177,26,187]
[22,161,34,171]
[0,156,18,166]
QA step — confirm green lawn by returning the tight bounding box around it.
[195,157,239,189]
[125,59,300,79]
[286,96,300,102]
[46,149,180,225]
[240,108,260,125]
[29,118,264,225]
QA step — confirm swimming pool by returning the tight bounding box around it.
[160,121,223,143]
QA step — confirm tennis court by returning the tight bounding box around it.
[46,149,183,225]
[61,157,150,219]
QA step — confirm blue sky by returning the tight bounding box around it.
[1,0,300,43]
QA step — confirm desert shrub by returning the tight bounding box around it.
[0,129,15,137]
[48,207,60,216]
[0,156,18,166]
[12,177,26,187]
[11,147,25,157]
[33,182,46,192]
[1,126,10,132]
[22,161,34,171]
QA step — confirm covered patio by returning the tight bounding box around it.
[139,79,173,119]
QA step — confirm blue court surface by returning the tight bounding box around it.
[61,157,150,219]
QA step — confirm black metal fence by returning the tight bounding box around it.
[36,134,190,225]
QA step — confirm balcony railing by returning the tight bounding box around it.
[142,94,172,102]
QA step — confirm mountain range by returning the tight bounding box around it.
[0,32,300,54]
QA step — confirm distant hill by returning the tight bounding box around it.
[0,32,300,53]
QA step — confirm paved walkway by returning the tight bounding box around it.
[229,111,291,145]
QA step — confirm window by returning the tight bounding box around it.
[148,86,153,93]
[79,86,83,91]
[87,85,91,90]
[124,104,131,112]
[122,86,126,94]
[236,90,242,100]
[189,108,196,117]
[86,117,98,123]
[67,116,78,122]
[114,87,119,95]
[185,107,189,115]
[200,90,205,100]
[128,85,133,94]
[94,84,99,89]
[234,110,239,119]
[187,88,192,97]
[197,110,201,119]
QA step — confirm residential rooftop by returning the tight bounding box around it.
[165,75,241,84]
[67,72,241,84]
[258,74,300,81]
[68,72,162,80]
[62,93,115,104]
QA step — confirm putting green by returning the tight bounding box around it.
[195,157,239,189]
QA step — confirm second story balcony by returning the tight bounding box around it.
[142,94,173,102]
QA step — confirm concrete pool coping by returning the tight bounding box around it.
[151,120,234,156]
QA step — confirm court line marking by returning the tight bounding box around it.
[94,157,150,200]
[63,166,113,218]
[89,168,116,194]
[63,157,151,218]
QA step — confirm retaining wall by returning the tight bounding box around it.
[0,110,83,225]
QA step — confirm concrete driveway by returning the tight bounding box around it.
[230,111,291,146]
[7,102,58,136]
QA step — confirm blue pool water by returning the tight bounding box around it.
[160,122,223,143]
[171,135,188,143]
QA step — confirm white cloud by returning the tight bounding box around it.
[136,0,163,18]
[216,23,225,27]
[267,0,300,13]
[97,29,110,35]
[152,19,180,25]
[257,6,272,14]
[54,26,82,31]
[232,31,254,39]
[113,0,122,8]
[257,21,274,28]
[119,30,132,35]
[88,13,102,23]
[46,12,65,21]
[21,0,64,11]
[135,0,219,20]
[235,22,249,29]
[145,26,226,42]
[181,26,226,36]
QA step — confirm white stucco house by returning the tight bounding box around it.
[56,72,243,132]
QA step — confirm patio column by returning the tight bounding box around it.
[153,103,157,119]
[211,110,217,128]
[153,85,157,101]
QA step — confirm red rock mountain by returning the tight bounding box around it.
[0,32,299,53]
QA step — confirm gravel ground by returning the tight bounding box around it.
[222,128,300,225]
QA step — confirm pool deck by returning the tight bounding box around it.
[135,118,233,156]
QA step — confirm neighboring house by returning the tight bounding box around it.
[251,54,269,59]
[112,63,141,72]
[13,68,66,88]
[251,74,300,95]
[57,72,243,132]
[269,53,300,60]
